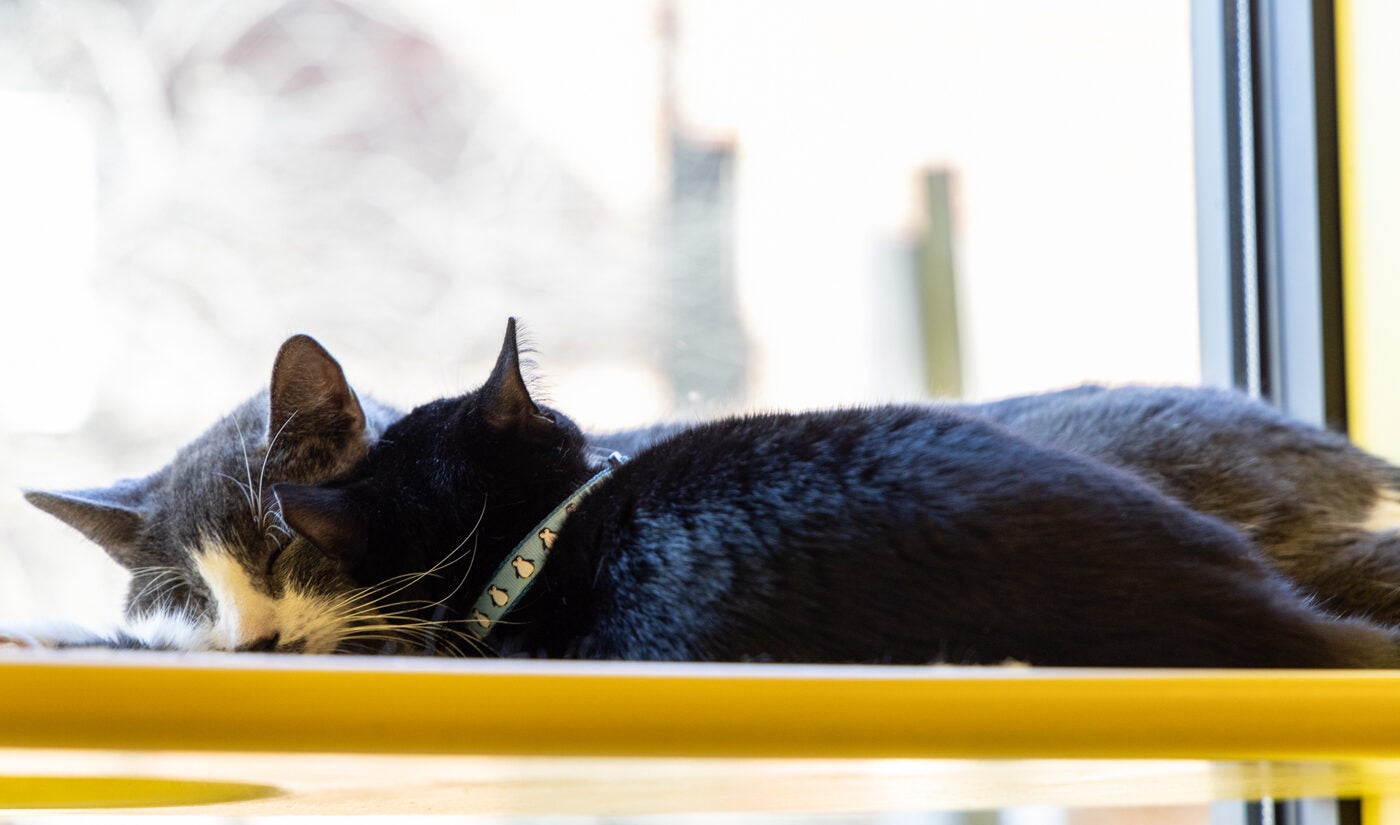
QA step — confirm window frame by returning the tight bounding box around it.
[1193,0,1346,430]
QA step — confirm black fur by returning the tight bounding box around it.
[275,321,1400,667]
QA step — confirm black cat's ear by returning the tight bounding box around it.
[272,483,368,565]
[477,318,555,442]
[268,334,367,444]
[23,480,150,569]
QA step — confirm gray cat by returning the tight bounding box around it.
[973,385,1400,627]
[18,335,402,652]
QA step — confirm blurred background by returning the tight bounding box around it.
[0,1,1198,628]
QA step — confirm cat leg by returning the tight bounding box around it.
[1297,612,1400,668]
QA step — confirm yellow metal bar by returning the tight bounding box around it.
[8,656,1400,760]
[1337,0,1368,447]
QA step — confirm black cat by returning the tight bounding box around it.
[273,320,1400,667]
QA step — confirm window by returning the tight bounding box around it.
[0,2,1198,626]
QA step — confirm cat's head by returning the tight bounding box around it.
[272,319,590,654]
[25,335,401,653]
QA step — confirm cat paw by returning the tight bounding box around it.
[0,628,46,649]
[0,621,125,651]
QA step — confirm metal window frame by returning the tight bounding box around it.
[1196,1,1355,820]
[1193,0,1347,430]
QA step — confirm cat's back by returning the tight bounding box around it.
[558,404,1309,665]
[972,383,1378,477]
[612,404,1212,532]
[972,384,1325,457]
[606,405,1088,523]
[973,384,1398,542]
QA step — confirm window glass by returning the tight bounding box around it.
[0,1,1197,625]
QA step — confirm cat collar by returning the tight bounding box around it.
[464,452,627,640]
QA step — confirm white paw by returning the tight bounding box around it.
[0,628,47,649]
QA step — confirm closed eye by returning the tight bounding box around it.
[264,538,286,575]
[264,515,294,575]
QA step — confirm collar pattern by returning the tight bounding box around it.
[464,452,627,640]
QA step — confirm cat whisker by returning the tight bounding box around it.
[434,527,483,612]
[313,573,438,616]
[349,558,452,605]
[361,540,482,621]
[126,563,184,579]
[272,497,494,659]
[344,546,480,653]
[262,521,293,547]
[330,601,445,623]
[255,410,297,534]
[342,621,455,642]
[328,590,493,657]
[230,415,261,526]
[126,565,189,608]
[124,553,222,634]
[341,632,471,658]
[331,592,475,623]
[411,515,495,657]
[342,622,480,658]
[333,620,464,657]
[213,472,258,516]
[343,505,497,658]
[355,498,489,609]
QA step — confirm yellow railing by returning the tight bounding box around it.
[6,656,1400,815]
[1338,0,1400,459]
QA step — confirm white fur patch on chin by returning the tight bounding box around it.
[193,537,348,654]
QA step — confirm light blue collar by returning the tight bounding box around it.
[465,452,627,640]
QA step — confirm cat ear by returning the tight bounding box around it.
[272,483,367,565]
[23,480,150,569]
[477,318,555,441]
[268,334,367,443]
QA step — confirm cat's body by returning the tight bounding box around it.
[270,322,1400,667]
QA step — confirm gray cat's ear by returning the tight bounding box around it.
[269,334,367,443]
[272,483,367,565]
[23,481,149,569]
[478,318,555,441]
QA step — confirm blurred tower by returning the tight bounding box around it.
[660,0,748,415]
[917,169,964,398]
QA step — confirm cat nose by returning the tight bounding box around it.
[240,633,281,652]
